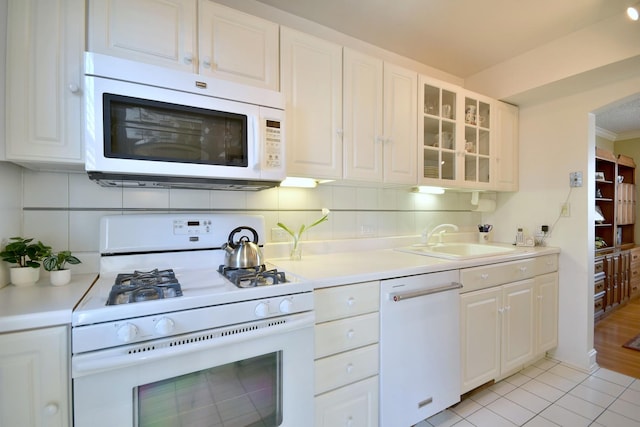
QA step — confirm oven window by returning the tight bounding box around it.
[137,352,282,427]
[104,93,248,167]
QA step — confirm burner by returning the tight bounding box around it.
[218,265,287,288]
[107,269,183,305]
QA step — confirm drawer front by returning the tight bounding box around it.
[314,376,379,427]
[594,277,605,294]
[630,263,640,283]
[315,312,379,359]
[315,281,380,323]
[594,293,605,315]
[315,344,379,395]
[460,258,536,293]
[630,248,640,264]
[595,258,605,275]
[535,254,558,275]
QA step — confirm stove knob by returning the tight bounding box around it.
[279,298,293,313]
[155,317,175,336]
[255,302,269,317]
[116,323,138,343]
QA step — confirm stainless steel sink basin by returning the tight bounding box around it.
[396,243,517,260]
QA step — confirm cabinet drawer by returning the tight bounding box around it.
[595,258,605,275]
[535,254,558,275]
[594,276,605,294]
[315,312,379,359]
[315,344,379,395]
[630,248,640,264]
[315,281,380,323]
[460,259,536,293]
[315,376,379,427]
[630,263,640,283]
[594,292,605,313]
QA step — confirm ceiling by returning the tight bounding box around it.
[255,0,640,139]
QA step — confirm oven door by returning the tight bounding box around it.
[72,312,314,427]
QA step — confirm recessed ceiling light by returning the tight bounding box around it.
[627,6,639,21]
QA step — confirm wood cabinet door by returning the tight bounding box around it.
[536,272,559,353]
[460,287,501,393]
[280,27,343,180]
[6,0,84,164]
[198,1,279,89]
[501,279,535,373]
[88,0,197,72]
[0,326,69,427]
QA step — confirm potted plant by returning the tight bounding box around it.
[0,237,51,286]
[43,250,81,286]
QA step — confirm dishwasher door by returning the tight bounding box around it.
[380,270,461,427]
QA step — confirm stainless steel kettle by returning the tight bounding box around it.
[222,226,263,269]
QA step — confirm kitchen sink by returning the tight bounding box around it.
[396,243,517,260]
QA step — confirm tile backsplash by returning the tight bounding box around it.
[17,169,482,271]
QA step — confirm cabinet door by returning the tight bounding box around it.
[198,1,279,90]
[460,287,501,393]
[383,63,418,184]
[342,48,384,182]
[493,101,519,191]
[461,93,492,189]
[280,28,343,180]
[501,279,535,374]
[87,0,197,72]
[536,272,558,354]
[418,76,459,185]
[0,326,69,427]
[315,376,378,427]
[6,0,84,165]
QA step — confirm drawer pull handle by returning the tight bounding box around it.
[519,266,528,273]
[418,397,433,408]
[481,273,489,280]
[346,329,355,339]
[347,416,353,427]
[346,363,354,374]
[347,297,355,307]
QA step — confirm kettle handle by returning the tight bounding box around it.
[228,226,259,245]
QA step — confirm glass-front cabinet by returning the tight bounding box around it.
[418,76,493,189]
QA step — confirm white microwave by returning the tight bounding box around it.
[84,53,286,190]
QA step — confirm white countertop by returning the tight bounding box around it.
[0,273,96,333]
[270,244,560,288]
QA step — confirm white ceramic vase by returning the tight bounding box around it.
[49,269,71,286]
[10,267,40,287]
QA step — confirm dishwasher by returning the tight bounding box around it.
[380,270,462,427]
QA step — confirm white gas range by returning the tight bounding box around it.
[71,214,314,427]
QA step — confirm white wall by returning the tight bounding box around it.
[485,73,640,371]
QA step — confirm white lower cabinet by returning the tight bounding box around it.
[460,255,558,394]
[314,281,380,427]
[0,326,69,427]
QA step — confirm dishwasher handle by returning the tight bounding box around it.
[390,282,462,302]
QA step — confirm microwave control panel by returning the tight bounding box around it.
[264,119,282,169]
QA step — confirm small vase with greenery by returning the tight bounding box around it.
[277,208,330,260]
[44,250,81,286]
[0,237,51,286]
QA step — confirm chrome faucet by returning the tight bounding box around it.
[422,223,459,245]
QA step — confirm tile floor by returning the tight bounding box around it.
[418,358,640,427]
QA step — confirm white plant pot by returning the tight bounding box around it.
[10,267,40,287]
[49,269,71,286]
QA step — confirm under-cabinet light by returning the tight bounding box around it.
[413,186,446,195]
[628,6,639,21]
[280,177,318,188]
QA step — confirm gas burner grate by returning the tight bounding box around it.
[107,269,183,305]
[218,265,287,288]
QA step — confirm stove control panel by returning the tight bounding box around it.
[173,219,212,235]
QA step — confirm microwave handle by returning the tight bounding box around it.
[253,116,260,170]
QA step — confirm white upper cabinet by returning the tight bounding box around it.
[493,101,520,191]
[87,0,279,90]
[5,0,85,167]
[88,0,197,72]
[198,1,279,89]
[341,49,417,185]
[280,27,343,180]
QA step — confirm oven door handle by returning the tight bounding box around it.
[73,312,314,377]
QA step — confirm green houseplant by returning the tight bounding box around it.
[277,208,330,260]
[0,237,51,286]
[43,250,81,286]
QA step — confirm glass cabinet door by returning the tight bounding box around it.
[421,81,457,182]
[463,96,491,185]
